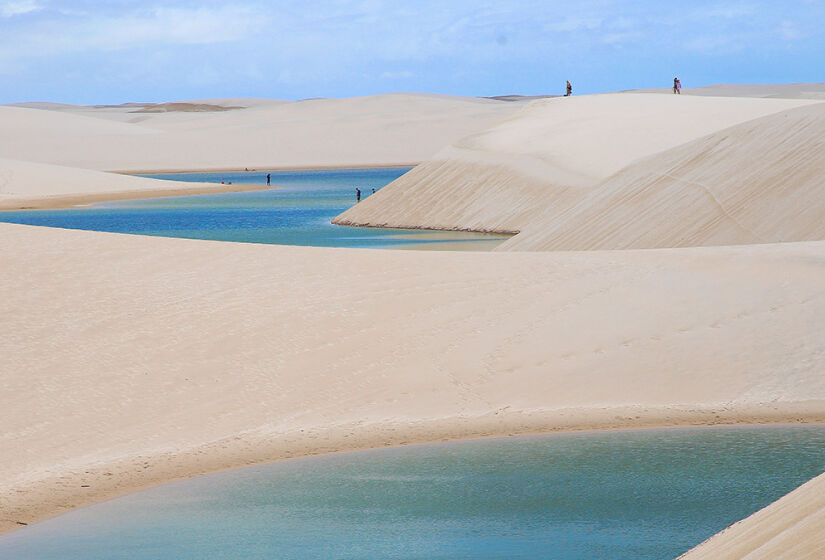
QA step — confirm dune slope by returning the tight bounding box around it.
[333,94,819,233]
[1,222,824,534]
[679,471,825,560]
[501,102,825,251]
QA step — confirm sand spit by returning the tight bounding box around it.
[501,102,825,251]
[0,157,244,210]
[1,222,824,537]
[679,471,825,559]
[0,93,526,173]
[333,94,819,233]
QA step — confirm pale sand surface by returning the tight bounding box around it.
[2,222,824,540]
[678,471,825,560]
[629,82,825,99]
[501,103,825,251]
[0,157,264,210]
[0,93,526,173]
[333,93,821,233]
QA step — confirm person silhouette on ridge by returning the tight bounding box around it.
[673,77,682,94]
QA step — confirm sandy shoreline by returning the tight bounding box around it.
[112,162,419,176]
[0,161,416,211]
[5,409,824,537]
[3,222,825,545]
[0,182,276,210]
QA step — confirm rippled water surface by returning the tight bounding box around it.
[2,427,824,559]
[0,167,509,249]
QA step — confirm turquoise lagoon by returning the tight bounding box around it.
[2,427,824,559]
[0,167,509,249]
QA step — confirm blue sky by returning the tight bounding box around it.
[1,0,823,104]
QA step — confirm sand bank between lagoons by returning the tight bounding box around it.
[0,157,276,210]
[1,222,824,548]
[0,183,275,210]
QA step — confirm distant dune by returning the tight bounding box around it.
[0,93,527,173]
[629,82,825,99]
[502,103,825,251]
[131,102,242,113]
[334,93,819,234]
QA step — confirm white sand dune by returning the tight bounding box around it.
[333,94,820,233]
[1,222,824,539]
[0,157,234,209]
[501,103,825,251]
[679,471,825,560]
[629,82,825,99]
[0,93,526,173]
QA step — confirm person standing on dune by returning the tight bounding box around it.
[565,80,572,96]
[673,77,682,94]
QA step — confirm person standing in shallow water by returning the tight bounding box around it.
[355,188,361,203]
[266,173,271,186]
[565,80,572,96]
[673,77,682,94]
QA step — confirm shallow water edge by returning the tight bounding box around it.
[4,402,825,537]
[3,424,825,560]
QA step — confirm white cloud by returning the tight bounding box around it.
[1,4,268,58]
[776,20,804,41]
[1,0,40,17]
[696,1,758,19]
[684,34,745,54]
[602,31,643,46]
[544,16,604,33]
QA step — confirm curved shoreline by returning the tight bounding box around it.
[112,162,419,176]
[0,163,418,211]
[0,183,276,211]
[3,405,824,537]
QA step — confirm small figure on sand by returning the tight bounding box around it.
[266,173,271,186]
[565,80,572,97]
[673,77,682,94]
[356,188,361,202]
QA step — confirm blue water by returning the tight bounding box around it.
[0,167,509,249]
[2,427,824,560]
